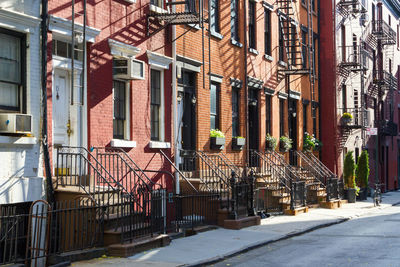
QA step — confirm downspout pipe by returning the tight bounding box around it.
[41,0,55,204]
[244,0,249,166]
[172,0,179,194]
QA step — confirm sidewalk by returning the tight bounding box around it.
[75,191,400,267]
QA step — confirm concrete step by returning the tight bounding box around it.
[103,222,152,246]
[107,234,171,257]
[284,206,309,216]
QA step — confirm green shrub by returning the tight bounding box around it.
[233,136,245,139]
[279,136,293,152]
[210,129,225,138]
[355,150,370,188]
[303,132,315,151]
[344,151,356,189]
[265,134,277,150]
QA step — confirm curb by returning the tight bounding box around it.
[185,218,349,267]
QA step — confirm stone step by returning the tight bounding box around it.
[107,234,171,257]
[284,206,309,216]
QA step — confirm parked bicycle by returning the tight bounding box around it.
[373,183,384,207]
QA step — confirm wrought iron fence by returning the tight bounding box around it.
[291,181,307,210]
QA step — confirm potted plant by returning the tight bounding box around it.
[265,134,277,151]
[210,129,225,150]
[232,136,245,150]
[355,150,369,201]
[344,151,357,203]
[341,112,353,125]
[279,136,293,152]
[303,132,315,152]
[313,137,323,152]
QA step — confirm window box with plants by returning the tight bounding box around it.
[210,129,225,150]
[279,136,293,153]
[343,151,359,203]
[232,136,245,150]
[265,134,277,151]
[341,112,353,125]
[356,150,369,201]
[303,132,323,152]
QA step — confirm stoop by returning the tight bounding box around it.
[284,206,309,216]
[223,216,261,230]
[320,199,347,209]
[107,234,171,257]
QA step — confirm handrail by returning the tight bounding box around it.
[158,149,198,193]
[217,152,242,177]
[197,151,230,187]
[201,152,241,180]
[294,150,327,187]
[304,151,337,178]
[267,150,302,183]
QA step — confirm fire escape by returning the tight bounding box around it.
[336,0,368,150]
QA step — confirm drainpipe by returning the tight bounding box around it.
[244,0,249,166]
[41,0,55,204]
[172,0,179,194]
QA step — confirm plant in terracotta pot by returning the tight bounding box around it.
[355,150,369,201]
[344,151,358,203]
[210,129,225,150]
[303,132,315,152]
[265,134,277,151]
[341,112,353,125]
[279,136,293,152]
[232,136,245,150]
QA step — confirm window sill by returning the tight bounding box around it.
[187,24,201,30]
[230,39,243,48]
[111,139,137,148]
[0,136,37,145]
[149,141,171,149]
[122,0,136,3]
[264,54,273,62]
[210,31,224,40]
[278,60,287,67]
[149,4,168,14]
[248,48,259,55]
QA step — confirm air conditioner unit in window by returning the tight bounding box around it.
[113,58,145,80]
[0,114,33,134]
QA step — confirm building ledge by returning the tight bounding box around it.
[110,139,137,148]
[0,136,37,145]
[149,141,171,149]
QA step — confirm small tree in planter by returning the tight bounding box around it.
[279,136,293,152]
[232,136,245,150]
[210,129,225,150]
[355,150,369,200]
[303,132,315,152]
[341,112,353,125]
[265,134,277,151]
[343,151,358,203]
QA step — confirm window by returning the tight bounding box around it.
[279,99,285,136]
[150,0,163,8]
[0,30,25,112]
[231,0,240,42]
[303,103,308,134]
[313,35,317,73]
[266,95,272,135]
[301,29,307,68]
[210,0,220,33]
[264,8,271,56]
[210,83,220,130]
[232,88,240,137]
[279,22,284,61]
[52,39,83,61]
[151,69,162,141]
[312,105,317,137]
[291,24,296,65]
[342,84,347,110]
[248,1,256,49]
[113,80,126,139]
[311,0,316,12]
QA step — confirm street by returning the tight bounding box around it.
[211,205,400,267]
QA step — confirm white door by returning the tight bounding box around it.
[53,69,70,147]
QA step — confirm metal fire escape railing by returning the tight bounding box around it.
[276,0,313,76]
[337,0,367,20]
[337,45,370,87]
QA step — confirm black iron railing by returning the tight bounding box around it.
[372,19,396,45]
[291,181,307,210]
[373,69,397,89]
[338,108,366,128]
[338,45,369,69]
[229,172,255,219]
[293,150,327,186]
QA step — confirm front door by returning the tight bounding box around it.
[177,71,196,170]
[248,89,259,150]
[53,69,70,147]
[288,99,297,165]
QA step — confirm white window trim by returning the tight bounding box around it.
[49,15,101,43]
[150,67,165,142]
[112,80,131,141]
[0,8,41,34]
[109,39,141,58]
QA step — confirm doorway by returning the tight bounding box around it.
[288,99,298,165]
[248,89,259,151]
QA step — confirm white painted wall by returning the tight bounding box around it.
[0,1,44,204]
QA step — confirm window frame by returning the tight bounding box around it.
[150,68,165,141]
[231,0,240,42]
[210,82,221,130]
[210,0,221,34]
[0,28,26,113]
[248,1,256,49]
[279,99,285,136]
[264,8,271,56]
[303,103,308,134]
[112,79,130,140]
[266,95,272,135]
[232,87,240,137]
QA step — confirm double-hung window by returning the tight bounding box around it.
[231,0,240,42]
[279,99,285,136]
[248,1,256,49]
[113,80,126,139]
[232,88,240,137]
[210,0,220,33]
[210,83,220,130]
[303,103,308,134]
[266,95,272,135]
[264,8,271,56]
[301,29,307,68]
[0,30,25,112]
[151,69,162,141]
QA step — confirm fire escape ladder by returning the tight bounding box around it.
[337,0,367,20]
[276,0,311,75]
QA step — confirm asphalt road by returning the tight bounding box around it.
[210,205,400,267]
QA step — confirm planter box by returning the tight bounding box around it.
[210,137,225,150]
[346,188,357,203]
[357,187,368,201]
[279,142,290,153]
[232,138,245,150]
[265,140,276,151]
[341,117,352,125]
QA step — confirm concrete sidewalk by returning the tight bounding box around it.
[75,191,400,267]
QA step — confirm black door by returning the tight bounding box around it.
[288,99,298,165]
[248,89,259,150]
